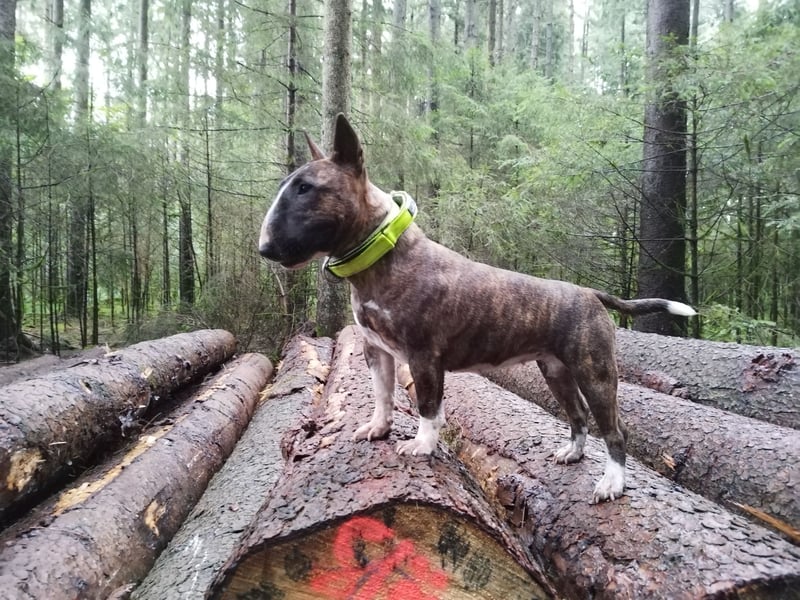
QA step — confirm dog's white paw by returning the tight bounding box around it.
[592,460,626,503]
[353,418,392,442]
[553,428,587,464]
[553,440,584,464]
[396,437,437,456]
[396,416,441,456]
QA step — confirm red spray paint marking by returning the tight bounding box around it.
[310,516,449,600]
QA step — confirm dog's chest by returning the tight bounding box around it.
[352,297,408,363]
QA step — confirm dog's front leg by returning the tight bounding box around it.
[354,342,395,442]
[396,358,445,456]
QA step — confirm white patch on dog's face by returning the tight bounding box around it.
[593,458,626,503]
[259,174,295,251]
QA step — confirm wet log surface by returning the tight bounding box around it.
[133,336,334,600]
[445,373,800,599]
[0,329,237,525]
[209,327,556,600]
[0,346,108,388]
[0,353,272,600]
[487,362,800,529]
[614,328,800,429]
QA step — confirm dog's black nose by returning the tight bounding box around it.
[259,242,277,260]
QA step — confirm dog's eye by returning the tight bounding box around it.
[297,182,312,195]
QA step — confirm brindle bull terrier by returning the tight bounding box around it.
[259,114,696,503]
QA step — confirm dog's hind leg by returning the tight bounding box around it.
[537,358,590,464]
[354,342,396,442]
[396,356,445,456]
[574,361,628,503]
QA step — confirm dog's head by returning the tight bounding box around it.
[258,114,374,269]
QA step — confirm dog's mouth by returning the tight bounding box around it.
[279,251,327,270]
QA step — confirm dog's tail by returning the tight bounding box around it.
[594,291,697,317]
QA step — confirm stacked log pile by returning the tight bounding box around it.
[0,330,272,598]
[0,326,798,599]
[0,329,237,525]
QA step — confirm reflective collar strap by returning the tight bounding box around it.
[324,191,418,278]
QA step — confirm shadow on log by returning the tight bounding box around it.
[487,363,800,530]
[614,328,800,429]
[134,336,334,599]
[0,353,272,599]
[209,327,556,600]
[0,329,236,526]
[445,373,800,599]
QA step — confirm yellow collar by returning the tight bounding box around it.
[324,191,417,278]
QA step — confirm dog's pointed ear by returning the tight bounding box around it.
[304,132,325,161]
[331,113,364,174]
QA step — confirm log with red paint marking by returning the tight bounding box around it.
[208,327,555,600]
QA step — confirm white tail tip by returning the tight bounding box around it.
[667,301,697,317]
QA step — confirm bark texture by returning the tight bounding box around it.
[0,353,272,599]
[0,346,107,387]
[209,327,555,600]
[636,0,690,336]
[0,329,236,524]
[134,336,334,599]
[487,362,800,529]
[444,373,800,599]
[615,327,800,429]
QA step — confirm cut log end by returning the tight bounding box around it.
[213,504,543,600]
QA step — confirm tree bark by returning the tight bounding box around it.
[486,362,800,528]
[315,0,352,337]
[635,0,690,336]
[0,346,108,387]
[0,0,18,357]
[614,327,800,429]
[66,0,91,322]
[0,329,236,524]
[0,353,273,599]
[134,336,334,599]
[444,373,800,599]
[209,327,555,599]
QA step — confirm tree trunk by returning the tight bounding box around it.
[208,327,555,599]
[0,0,18,358]
[137,0,148,124]
[67,0,91,322]
[486,362,800,528]
[50,0,64,90]
[444,373,800,599]
[0,329,236,524]
[488,0,496,66]
[315,0,353,338]
[635,0,690,336]
[614,327,800,429]
[178,0,195,306]
[134,336,334,599]
[0,353,272,599]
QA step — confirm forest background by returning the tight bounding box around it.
[0,0,798,360]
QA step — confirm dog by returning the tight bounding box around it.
[259,114,696,503]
